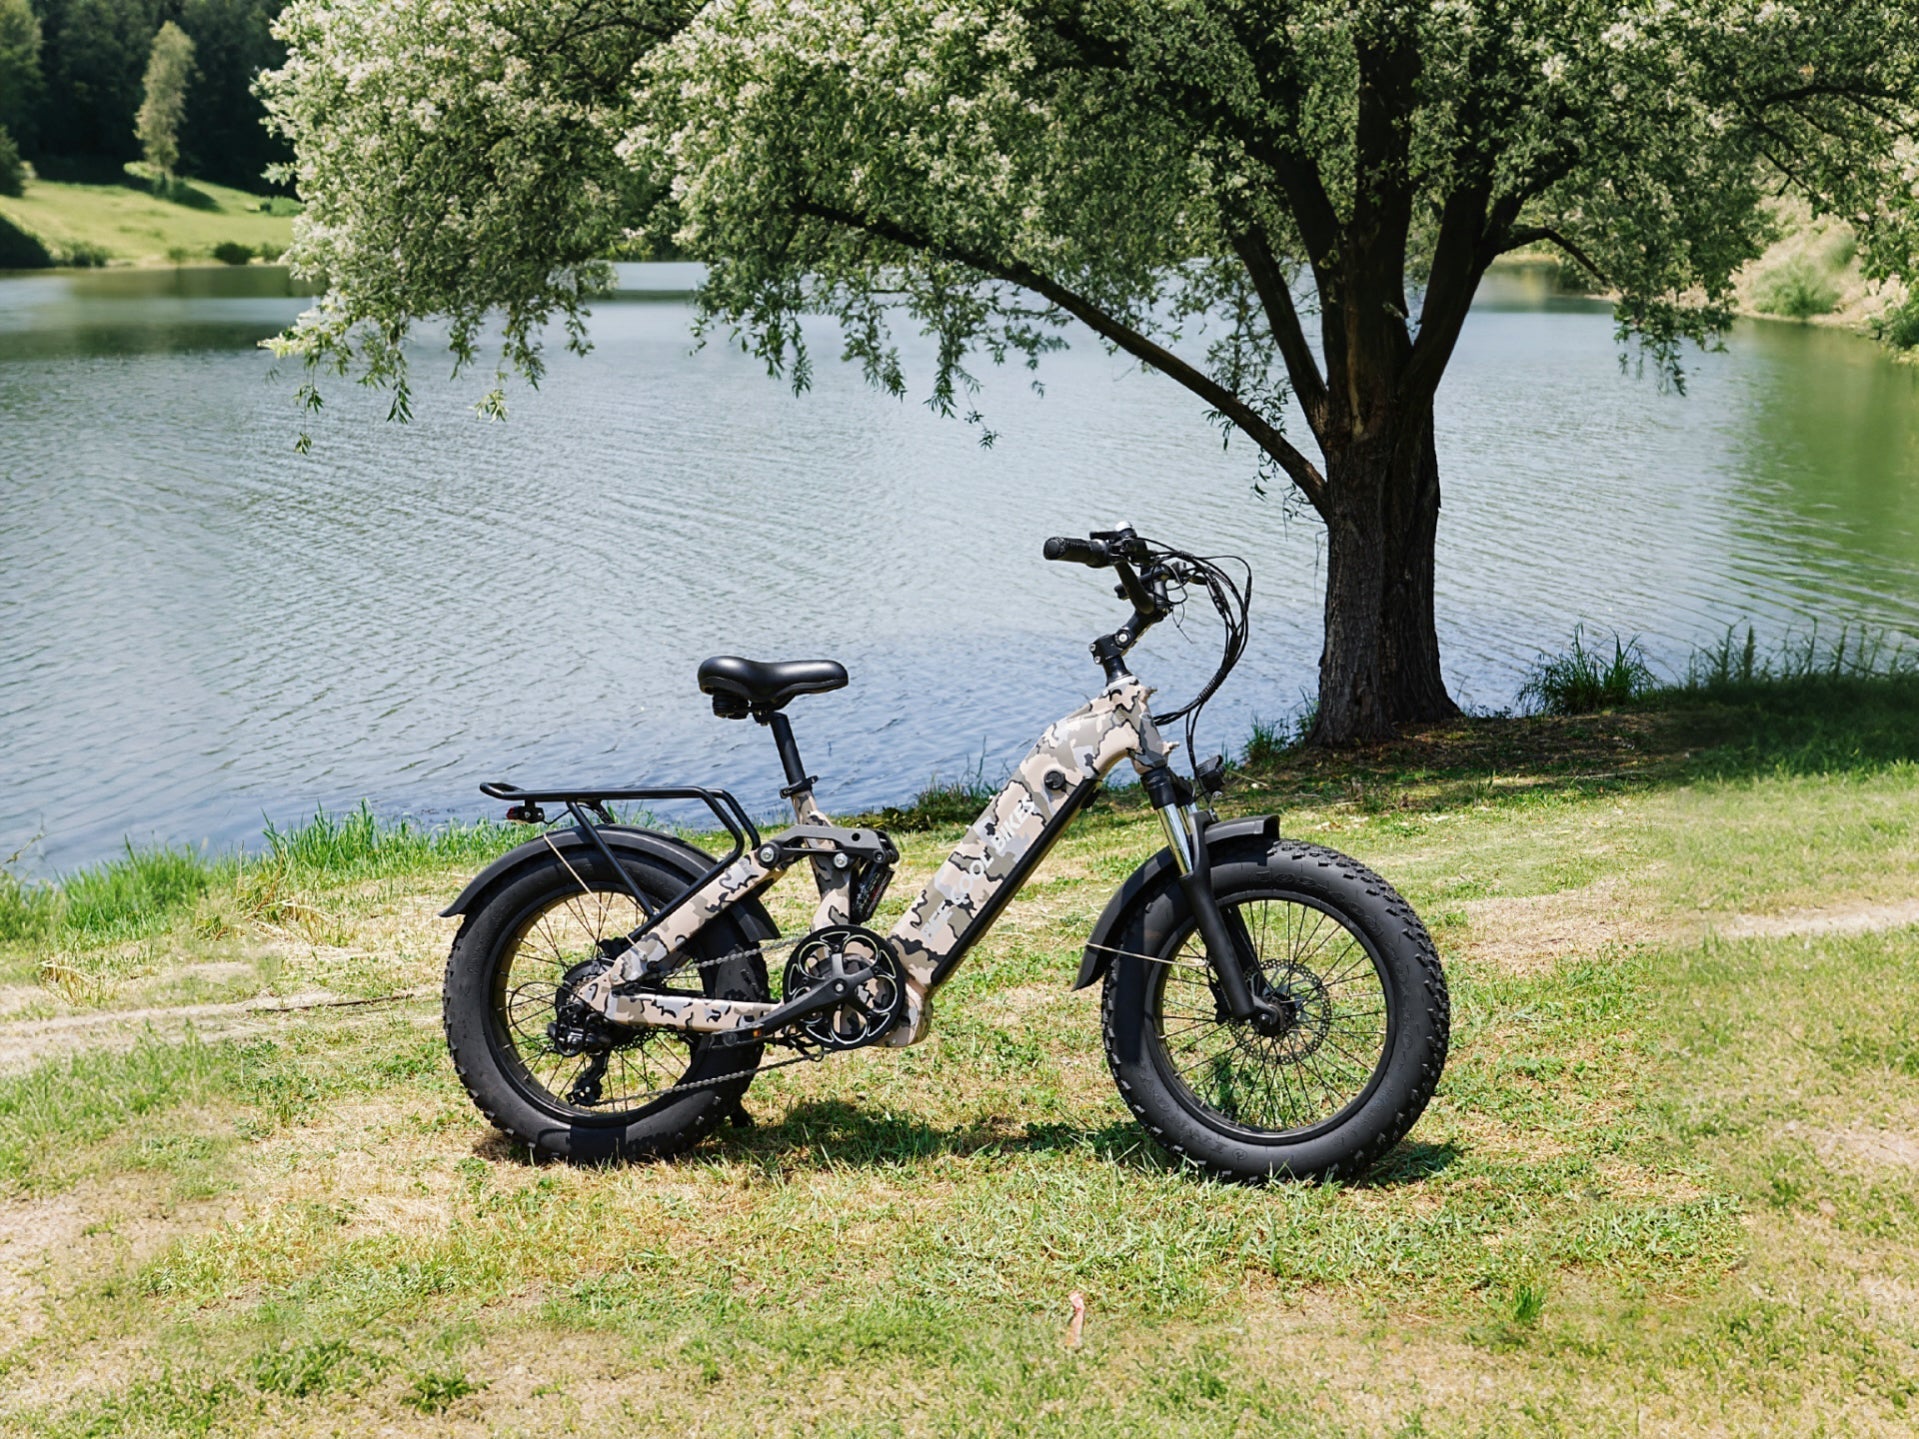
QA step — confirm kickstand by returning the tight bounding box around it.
[724,1098,754,1130]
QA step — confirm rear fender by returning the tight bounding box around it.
[439,826,779,944]
[1071,814,1278,990]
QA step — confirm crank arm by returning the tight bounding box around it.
[718,960,882,1044]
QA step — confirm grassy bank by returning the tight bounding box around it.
[1504,196,1919,352]
[3,673,1919,1434]
[0,168,294,269]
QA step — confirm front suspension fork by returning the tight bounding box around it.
[1149,778,1277,1026]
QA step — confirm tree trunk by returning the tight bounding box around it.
[1308,413,1460,745]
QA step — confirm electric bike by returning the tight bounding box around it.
[441,528,1449,1181]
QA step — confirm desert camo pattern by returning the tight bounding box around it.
[575,786,857,1031]
[794,787,857,928]
[883,676,1162,1045]
[579,678,1159,1039]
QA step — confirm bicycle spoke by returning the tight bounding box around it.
[1150,895,1391,1137]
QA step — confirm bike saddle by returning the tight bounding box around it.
[697,655,849,717]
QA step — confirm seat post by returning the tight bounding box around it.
[759,709,811,795]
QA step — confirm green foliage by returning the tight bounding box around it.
[177,0,291,190]
[1743,213,1858,320]
[1241,715,1292,768]
[136,21,195,181]
[34,0,171,164]
[1747,253,1844,319]
[0,209,50,265]
[0,804,520,954]
[211,237,252,263]
[0,0,42,150]
[849,767,999,832]
[1519,629,1656,715]
[60,843,210,945]
[257,801,517,881]
[403,1370,480,1414]
[264,0,1919,450]
[1873,291,1919,349]
[60,238,109,266]
[20,0,288,188]
[0,123,23,198]
[1683,623,1915,694]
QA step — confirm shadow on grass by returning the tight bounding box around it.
[473,1098,1463,1187]
[1245,672,1919,813]
[716,1100,1169,1172]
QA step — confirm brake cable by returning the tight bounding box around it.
[1140,541,1254,780]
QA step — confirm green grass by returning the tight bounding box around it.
[1518,626,1655,714]
[0,166,294,268]
[4,674,1919,1432]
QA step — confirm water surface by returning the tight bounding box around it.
[4,263,1918,873]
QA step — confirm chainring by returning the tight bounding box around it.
[781,925,906,1051]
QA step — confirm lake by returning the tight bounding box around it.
[5,262,1919,875]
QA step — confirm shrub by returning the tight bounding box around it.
[0,212,52,268]
[1747,252,1843,319]
[1874,292,1919,350]
[1518,628,1655,715]
[61,241,108,268]
[211,240,253,265]
[0,124,22,197]
[1743,218,1856,320]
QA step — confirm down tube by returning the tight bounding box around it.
[883,675,1162,1047]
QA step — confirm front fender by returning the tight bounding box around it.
[1071,814,1278,990]
[439,825,778,944]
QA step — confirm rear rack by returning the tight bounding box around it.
[478,781,762,938]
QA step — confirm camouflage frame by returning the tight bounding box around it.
[574,675,1169,1045]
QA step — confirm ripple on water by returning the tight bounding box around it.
[5,267,1919,871]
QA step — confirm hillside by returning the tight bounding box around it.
[0,167,295,268]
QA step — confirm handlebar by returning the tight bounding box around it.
[1042,536,1112,568]
[1044,526,1254,748]
[1045,526,1179,678]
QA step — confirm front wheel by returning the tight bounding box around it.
[1101,840,1448,1182]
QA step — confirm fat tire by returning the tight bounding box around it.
[443,851,769,1164]
[1101,840,1448,1183]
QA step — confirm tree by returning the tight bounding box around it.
[178,0,290,191]
[0,0,43,155]
[0,124,24,197]
[263,1,1919,742]
[135,20,194,183]
[35,0,168,164]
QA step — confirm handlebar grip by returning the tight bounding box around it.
[1043,536,1112,568]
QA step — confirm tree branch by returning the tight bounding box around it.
[1497,225,1612,287]
[1225,220,1328,429]
[1400,183,1496,404]
[793,200,1328,512]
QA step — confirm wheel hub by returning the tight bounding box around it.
[547,956,624,1057]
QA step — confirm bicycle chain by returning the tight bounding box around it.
[583,932,824,1109]
[591,939,1216,1110]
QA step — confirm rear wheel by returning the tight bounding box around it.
[1102,841,1448,1182]
[443,850,769,1163]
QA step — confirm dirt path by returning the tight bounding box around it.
[0,988,435,1072]
[1458,890,1919,973]
[6,891,1918,1070]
